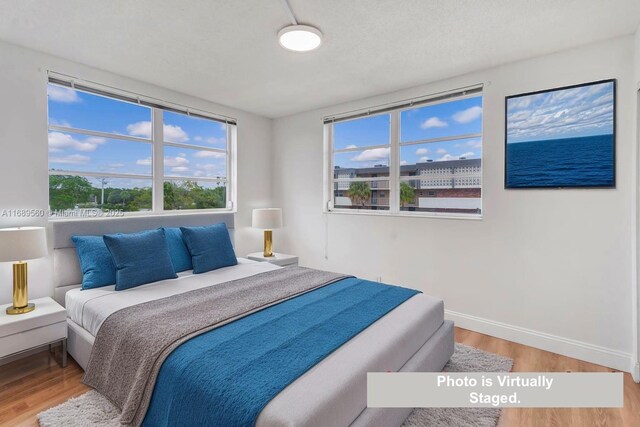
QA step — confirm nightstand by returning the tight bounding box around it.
[247,252,299,267]
[0,297,67,367]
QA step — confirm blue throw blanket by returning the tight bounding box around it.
[142,277,418,427]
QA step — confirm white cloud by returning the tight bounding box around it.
[415,148,429,155]
[164,156,189,167]
[48,132,106,152]
[127,122,153,138]
[194,136,203,142]
[459,152,475,158]
[453,106,483,124]
[49,154,90,164]
[438,154,456,161]
[107,163,125,168]
[419,156,431,162]
[164,125,189,143]
[346,144,358,149]
[136,157,152,166]
[171,166,189,173]
[400,160,408,165]
[436,148,447,154]
[49,118,72,127]
[194,151,225,158]
[351,147,390,162]
[47,85,81,103]
[126,121,189,143]
[420,117,447,129]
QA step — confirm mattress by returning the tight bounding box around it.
[66,258,280,336]
[66,259,446,426]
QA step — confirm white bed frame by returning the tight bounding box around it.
[51,212,454,427]
[51,212,235,369]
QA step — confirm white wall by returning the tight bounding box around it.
[0,40,273,305]
[272,36,637,372]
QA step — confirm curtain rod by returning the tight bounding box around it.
[47,71,238,125]
[323,83,484,124]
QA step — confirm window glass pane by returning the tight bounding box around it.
[49,175,151,213]
[48,131,152,175]
[163,111,227,146]
[333,180,389,210]
[400,96,482,142]
[398,154,482,215]
[333,148,390,177]
[163,146,226,179]
[164,180,227,210]
[47,84,151,137]
[333,114,390,150]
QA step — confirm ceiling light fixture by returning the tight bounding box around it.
[278,0,322,52]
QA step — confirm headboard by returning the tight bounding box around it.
[52,212,235,306]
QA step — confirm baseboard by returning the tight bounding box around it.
[633,361,640,382]
[446,309,634,374]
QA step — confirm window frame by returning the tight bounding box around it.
[47,77,237,217]
[324,89,483,219]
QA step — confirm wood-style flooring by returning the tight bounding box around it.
[1,328,639,426]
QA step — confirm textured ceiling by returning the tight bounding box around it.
[0,0,638,118]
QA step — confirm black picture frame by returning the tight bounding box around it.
[504,79,616,189]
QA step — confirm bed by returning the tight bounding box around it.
[51,213,454,427]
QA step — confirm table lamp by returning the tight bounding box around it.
[252,208,283,257]
[0,227,48,314]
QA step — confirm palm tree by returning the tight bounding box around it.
[347,181,371,207]
[400,182,416,207]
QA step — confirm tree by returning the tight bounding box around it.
[49,175,94,210]
[347,181,371,207]
[400,182,416,207]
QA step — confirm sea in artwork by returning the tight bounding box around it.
[506,134,614,188]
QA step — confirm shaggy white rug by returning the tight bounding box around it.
[38,343,512,427]
[402,344,513,427]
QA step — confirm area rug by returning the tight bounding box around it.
[38,343,512,427]
[402,344,513,427]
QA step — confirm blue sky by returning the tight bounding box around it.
[333,96,483,170]
[506,81,614,144]
[47,84,227,186]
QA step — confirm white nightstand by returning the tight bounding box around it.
[0,297,67,367]
[247,252,299,267]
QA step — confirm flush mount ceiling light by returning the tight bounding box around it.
[278,0,322,52]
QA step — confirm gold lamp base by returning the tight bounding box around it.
[6,261,35,315]
[263,230,273,257]
[6,303,35,315]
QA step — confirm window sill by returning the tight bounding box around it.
[325,209,482,221]
[47,209,236,222]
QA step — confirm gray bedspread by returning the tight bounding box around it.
[82,267,348,426]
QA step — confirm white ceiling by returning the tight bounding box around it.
[0,0,638,118]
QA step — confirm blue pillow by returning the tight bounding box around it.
[162,227,193,272]
[103,229,177,291]
[72,235,117,290]
[180,223,237,274]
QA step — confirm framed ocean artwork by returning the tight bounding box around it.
[505,79,616,189]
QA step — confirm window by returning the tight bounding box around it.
[325,87,482,217]
[47,77,236,215]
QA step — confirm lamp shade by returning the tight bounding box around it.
[252,208,283,230]
[0,227,48,262]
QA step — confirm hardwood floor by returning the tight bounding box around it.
[0,328,639,426]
